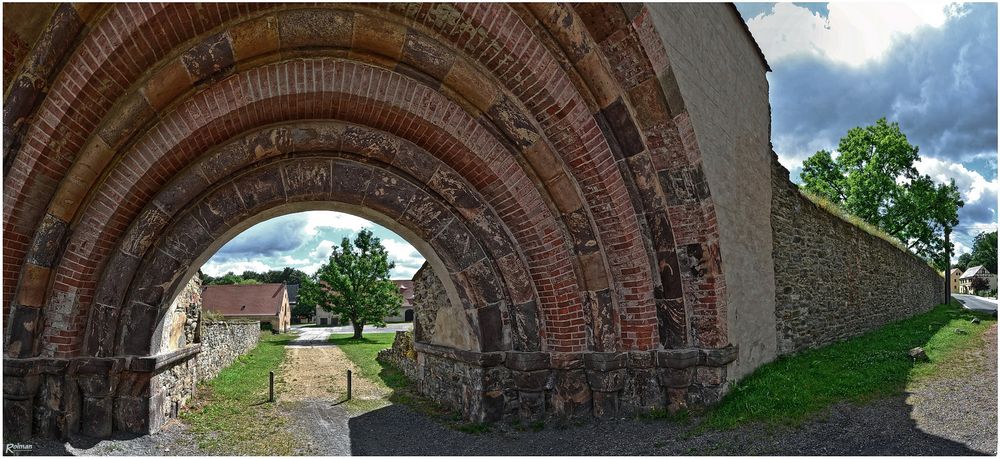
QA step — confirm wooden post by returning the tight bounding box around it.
[945,226,951,305]
[269,371,275,402]
[347,370,352,400]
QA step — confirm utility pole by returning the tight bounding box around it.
[944,226,951,305]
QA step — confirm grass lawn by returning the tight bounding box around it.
[704,302,996,429]
[328,333,408,390]
[181,333,301,455]
[329,332,470,425]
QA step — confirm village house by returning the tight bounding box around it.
[202,283,291,332]
[950,268,963,293]
[314,279,414,326]
[958,265,998,295]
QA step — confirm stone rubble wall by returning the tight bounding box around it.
[154,320,261,426]
[194,320,261,381]
[159,276,202,353]
[376,331,419,381]
[771,155,944,355]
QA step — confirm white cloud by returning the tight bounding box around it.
[309,240,338,259]
[200,259,272,277]
[746,2,956,67]
[916,156,998,206]
[303,211,373,235]
[382,238,426,279]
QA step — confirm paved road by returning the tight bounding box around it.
[291,322,412,334]
[954,293,998,313]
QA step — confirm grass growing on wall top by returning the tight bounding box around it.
[704,302,994,429]
[798,188,911,254]
[182,332,301,455]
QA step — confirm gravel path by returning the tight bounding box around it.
[906,323,997,455]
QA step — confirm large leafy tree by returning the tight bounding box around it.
[800,118,963,269]
[293,276,320,320]
[966,231,998,274]
[299,229,402,339]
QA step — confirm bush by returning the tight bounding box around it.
[260,322,273,332]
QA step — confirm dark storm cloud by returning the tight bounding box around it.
[213,214,310,260]
[766,3,997,170]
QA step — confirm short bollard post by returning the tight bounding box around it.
[347,370,352,400]
[269,371,275,402]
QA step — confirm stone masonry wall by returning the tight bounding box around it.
[771,155,945,355]
[376,331,419,381]
[194,320,261,382]
[154,320,260,426]
[159,277,202,353]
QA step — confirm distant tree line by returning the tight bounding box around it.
[199,266,310,286]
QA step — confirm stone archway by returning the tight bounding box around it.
[4,3,748,440]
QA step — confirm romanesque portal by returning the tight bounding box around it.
[3,3,943,440]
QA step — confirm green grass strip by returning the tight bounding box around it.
[181,333,300,455]
[705,303,995,429]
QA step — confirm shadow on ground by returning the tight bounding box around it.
[347,396,986,456]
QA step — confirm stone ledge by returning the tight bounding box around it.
[413,341,505,367]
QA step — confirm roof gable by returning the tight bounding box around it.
[203,283,286,316]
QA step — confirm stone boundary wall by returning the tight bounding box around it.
[194,320,261,381]
[771,155,944,355]
[154,320,260,427]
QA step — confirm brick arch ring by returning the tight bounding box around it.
[89,121,543,358]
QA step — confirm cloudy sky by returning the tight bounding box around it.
[203,2,997,276]
[735,2,998,260]
[201,211,426,279]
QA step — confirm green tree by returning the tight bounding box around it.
[967,231,998,274]
[955,253,973,272]
[800,118,963,268]
[293,276,320,320]
[970,276,990,295]
[300,229,402,339]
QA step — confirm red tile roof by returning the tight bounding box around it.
[202,283,287,317]
[394,279,414,306]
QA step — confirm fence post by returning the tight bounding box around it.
[269,371,275,402]
[347,369,352,400]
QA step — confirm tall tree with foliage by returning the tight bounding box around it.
[800,118,963,269]
[299,229,402,339]
[293,276,320,321]
[965,231,998,274]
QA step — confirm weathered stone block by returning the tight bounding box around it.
[584,352,626,371]
[550,369,591,421]
[6,305,43,357]
[26,213,68,267]
[180,32,235,82]
[701,345,738,366]
[586,368,626,392]
[512,369,548,391]
[654,348,699,368]
[518,390,546,423]
[95,250,141,307]
[80,395,114,437]
[656,367,693,388]
[591,391,619,419]
[505,352,550,371]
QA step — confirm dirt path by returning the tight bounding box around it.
[278,344,388,402]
